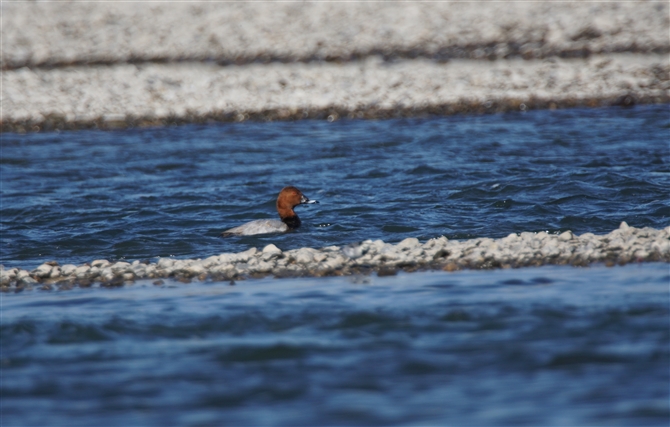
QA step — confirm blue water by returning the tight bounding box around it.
[1,105,669,270]
[1,105,670,426]
[2,265,669,426]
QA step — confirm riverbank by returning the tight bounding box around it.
[3,54,668,133]
[2,223,668,291]
[2,2,668,132]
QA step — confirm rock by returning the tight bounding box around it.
[255,261,275,273]
[322,254,346,270]
[261,244,282,261]
[74,266,90,279]
[558,230,574,241]
[185,263,205,276]
[262,244,281,254]
[217,253,236,264]
[91,259,110,268]
[156,258,175,270]
[202,255,220,267]
[427,236,449,248]
[60,264,77,276]
[3,224,669,290]
[397,237,420,250]
[111,262,131,274]
[342,243,365,259]
[88,267,100,279]
[520,232,535,241]
[293,247,318,264]
[237,247,258,263]
[144,265,156,277]
[99,268,115,282]
[15,270,30,281]
[212,264,234,275]
[32,263,53,278]
[0,269,15,286]
[131,266,146,278]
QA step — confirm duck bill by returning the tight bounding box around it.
[300,194,319,204]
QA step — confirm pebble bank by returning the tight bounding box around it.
[2,223,668,291]
[2,2,669,131]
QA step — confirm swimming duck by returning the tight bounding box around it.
[221,186,319,236]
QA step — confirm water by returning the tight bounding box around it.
[2,265,669,426]
[2,105,670,425]
[1,105,669,270]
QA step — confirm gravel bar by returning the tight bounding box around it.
[3,2,668,69]
[2,1,669,131]
[3,223,669,291]
[3,54,668,132]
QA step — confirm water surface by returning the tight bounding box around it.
[2,106,669,426]
[2,105,669,269]
[2,264,669,426]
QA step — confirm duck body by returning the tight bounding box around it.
[221,186,318,237]
[221,219,289,236]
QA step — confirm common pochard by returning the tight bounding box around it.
[221,186,319,236]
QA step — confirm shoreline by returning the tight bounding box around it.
[4,94,667,134]
[3,54,668,133]
[2,223,668,291]
[2,90,668,134]
[3,1,668,133]
[4,2,667,69]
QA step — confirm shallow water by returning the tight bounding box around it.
[3,264,669,426]
[2,105,669,270]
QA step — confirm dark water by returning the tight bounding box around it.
[1,105,669,270]
[1,105,670,426]
[3,265,669,426]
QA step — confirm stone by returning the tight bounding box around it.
[32,263,53,278]
[60,264,77,276]
[294,248,317,264]
[74,265,90,279]
[0,270,14,286]
[100,268,115,282]
[91,259,111,268]
[185,263,205,276]
[322,255,346,270]
[397,237,420,250]
[156,258,175,270]
[49,267,61,278]
[202,255,220,267]
[15,270,30,281]
[237,247,258,263]
[3,224,669,290]
[342,243,365,259]
[261,244,282,261]
[111,262,131,274]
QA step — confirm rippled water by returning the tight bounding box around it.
[2,105,670,426]
[3,265,669,426]
[2,105,669,269]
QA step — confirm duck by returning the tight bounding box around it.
[221,186,319,237]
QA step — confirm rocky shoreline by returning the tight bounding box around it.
[2,2,669,132]
[4,54,668,133]
[2,223,668,292]
[3,2,668,69]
